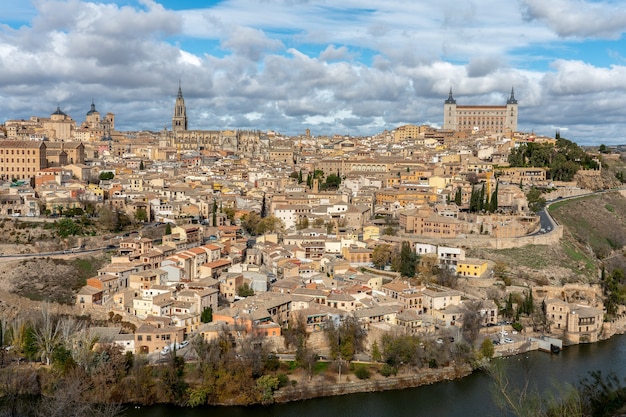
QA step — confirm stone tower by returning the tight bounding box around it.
[442,88,457,130]
[505,87,518,133]
[172,82,188,132]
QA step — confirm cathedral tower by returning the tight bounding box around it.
[172,82,188,132]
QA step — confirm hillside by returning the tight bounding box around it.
[470,191,626,284]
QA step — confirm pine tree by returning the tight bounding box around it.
[455,187,462,205]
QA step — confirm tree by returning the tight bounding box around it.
[502,293,515,319]
[382,225,397,236]
[98,205,119,232]
[241,212,261,235]
[99,171,114,181]
[56,218,81,237]
[479,338,495,359]
[134,207,148,222]
[324,316,366,362]
[223,207,236,222]
[526,187,546,213]
[599,144,608,154]
[295,216,309,230]
[33,304,61,366]
[325,173,341,190]
[490,181,499,212]
[395,241,418,278]
[372,244,394,269]
[454,187,462,205]
[260,194,267,218]
[255,216,285,235]
[313,218,325,228]
[237,283,255,297]
[256,375,280,405]
[164,222,172,235]
[201,307,213,323]
[461,301,482,343]
[212,199,218,227]
[371,340,382,362]
[433,266,458,288]
[139,160,145,170]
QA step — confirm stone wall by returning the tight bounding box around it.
[411,225,563,250]
[272,364,472,403]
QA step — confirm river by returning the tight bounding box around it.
[124,334,626,417]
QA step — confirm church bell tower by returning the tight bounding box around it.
[172,82,188,132]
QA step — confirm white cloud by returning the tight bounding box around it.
[521,0,626,38]
[0,1,625,144]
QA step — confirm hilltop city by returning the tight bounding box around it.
[1,86,625,408]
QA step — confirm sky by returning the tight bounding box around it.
[2,0,626,145]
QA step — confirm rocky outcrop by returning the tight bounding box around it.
[574,169,620,190]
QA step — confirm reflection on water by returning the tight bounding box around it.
[124,334,626,417]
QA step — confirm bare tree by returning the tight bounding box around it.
[461,300,483,344]
[0,367,40,416]
[433,267,458,288]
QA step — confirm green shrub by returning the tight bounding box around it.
[379,364,397,377]
[276,373,289,388]
[354,365,371,380]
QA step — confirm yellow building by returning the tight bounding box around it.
[0,140,47,181]
[498,167,547,185]
[456,258,489,277]
[393,124,429,142]
[363,225,380,241]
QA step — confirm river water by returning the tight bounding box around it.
[124,334,626,417]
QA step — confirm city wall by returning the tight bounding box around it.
[416,225,563,250]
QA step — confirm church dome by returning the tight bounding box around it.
[51,106,67,116]
[86,101,99,116]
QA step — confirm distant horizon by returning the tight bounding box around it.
[2,1,626,145]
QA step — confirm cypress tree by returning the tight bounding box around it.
[479,183,485,211]
[455,187,462,205]
[260,193,267,218]
[490,182,499,212]
[212,199,217,227]
[470,186,479,212]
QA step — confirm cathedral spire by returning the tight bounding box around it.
[507,87,517,104]
[173,82,188,132]
[177,80,183,99]
[445,87,456,104]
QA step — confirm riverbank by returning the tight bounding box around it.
[271,318,626,406]
[272,363,473,403]
[122,333,626,417]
